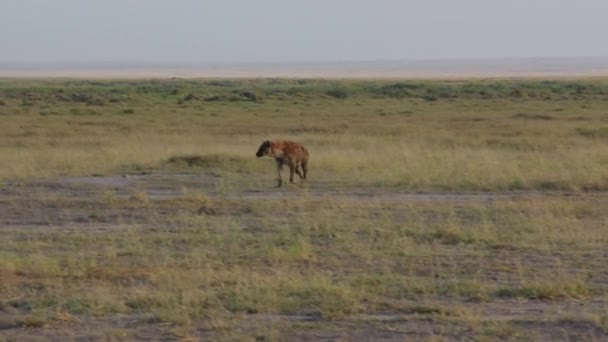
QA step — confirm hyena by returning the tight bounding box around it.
[256,140,309,187]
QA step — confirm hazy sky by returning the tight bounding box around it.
[1,0,608,64]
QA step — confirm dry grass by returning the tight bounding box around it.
[1,78,608,190]
[1,78,608,340]
[2,193,608,339]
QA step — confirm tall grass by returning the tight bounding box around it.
[1,78,608,190]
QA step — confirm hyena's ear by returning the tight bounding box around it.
[264,140,270,147]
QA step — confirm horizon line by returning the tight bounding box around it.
[2,56,608,67]
[2,57,608,79]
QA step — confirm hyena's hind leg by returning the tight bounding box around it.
[300,159,308,180]
[295,161,305,180]
[288,162,296,183]
[275,158,284,187]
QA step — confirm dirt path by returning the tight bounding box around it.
[1,172,604,231]
[2,172,600,202]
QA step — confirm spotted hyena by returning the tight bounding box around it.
[256,140,309,187]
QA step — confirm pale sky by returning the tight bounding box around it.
[1,0,608,64]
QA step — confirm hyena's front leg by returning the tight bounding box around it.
[275,158,283,187]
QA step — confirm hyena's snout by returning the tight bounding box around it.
[256,140,271,158]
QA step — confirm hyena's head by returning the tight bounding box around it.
[256,140,271,157]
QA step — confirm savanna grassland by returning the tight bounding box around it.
[1,78,608,341]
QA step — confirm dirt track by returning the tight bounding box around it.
[2,172,598,230]
[2,172,596,202]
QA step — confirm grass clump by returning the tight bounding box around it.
[576,127,608,139]
[164,154,252,171]
[495,280,592,300]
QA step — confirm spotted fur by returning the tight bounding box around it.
[256,140,309,187]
